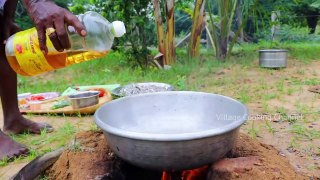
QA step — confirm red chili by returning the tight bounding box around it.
[98,90,105,97]
[30,95,45,101]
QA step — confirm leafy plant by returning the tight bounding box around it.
[292,0,320,34]
[15,0,71,29]
[206,0,238,60]
[188,0,206,57]
[0,157,9,167]
[256,25,320,42]
[206,0,268,60]
[70,0,156,69]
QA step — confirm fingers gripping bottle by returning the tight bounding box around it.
[5,11,126,76]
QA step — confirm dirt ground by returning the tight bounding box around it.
[47,131,306,180]
[191,58,320,178]
[0,58,320,179]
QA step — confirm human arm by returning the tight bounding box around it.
[22,0,87,53]
[2,0,21,44]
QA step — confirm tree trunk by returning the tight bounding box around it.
[165,0,176,65]
[189,0,206,57]
[218,38,228,60]
[306,15,318,34]
[153,0,166,65]
[216,0,237,61]
[218,0,229,61]
[271,11,281,41]
[236,0,243,42]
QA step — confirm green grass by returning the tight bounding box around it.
[248,121,260,139]
[18,51,199,94]
[290,123,320,140]
[275,79,285,94]
[287,88,294,95]
[289,137,299,148]
[238,89,251,104]
[17,40,320,94]
[283,43,320,63]
[0,121,82,166]
[0,157,9,167]
[265,120,276,134]
[239,41,320,64]
[262,93,278,101]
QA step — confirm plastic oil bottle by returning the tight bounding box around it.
[5,11,126,76]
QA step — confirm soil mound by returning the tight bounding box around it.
[208,134,306,179]
[48,131,306,180]
[47,131,115,180]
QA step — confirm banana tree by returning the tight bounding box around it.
[188,0,206,57]
[153,0,176,66]
[207,0,238,60]
[153,0,166,65]
[165,0,176,65]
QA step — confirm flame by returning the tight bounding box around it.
[161,166,209,180]
[181,166,209,180]
[162,171,172,180]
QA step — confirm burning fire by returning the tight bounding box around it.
[162,166,209,180]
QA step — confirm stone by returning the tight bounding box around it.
[209,156,260,174]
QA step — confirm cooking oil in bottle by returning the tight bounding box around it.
[5,11,125,76]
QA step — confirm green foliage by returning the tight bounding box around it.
[70,0,156,69]
[15,0,71,29]
[256,25,320,42]
[175,10,192,36]
[121,48,151,69]
[175,0,194,35]
[293,0,320,14]
[207,0,252,60]
[238,0,320,37]
[240,0,286,36]
[276,0,320,33]
[54,0,70,8]
[311,0,320,9]
[15,1,33,29]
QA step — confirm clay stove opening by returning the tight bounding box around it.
[161,166,209,180]
[104,149,248,180]
[106,158,210,180]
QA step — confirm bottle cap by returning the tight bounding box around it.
[112,21,126,37]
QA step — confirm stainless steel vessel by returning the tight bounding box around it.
[69,91,99,109]
[95,91,248,171]
[259,49,288,68]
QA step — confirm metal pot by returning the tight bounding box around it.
[259,49,288,68]
[69,91,99,109]
[94,91,248,171]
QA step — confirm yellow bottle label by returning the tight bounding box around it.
[65,51,108,66]
[13,28,55,76]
